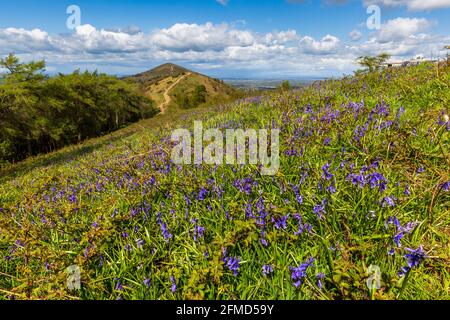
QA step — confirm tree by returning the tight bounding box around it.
[0,54,158,163]
[357,53,391,72]
[191,85,207,106]
[279,80,291,91]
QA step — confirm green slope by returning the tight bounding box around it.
[0,62,449,300]
[126,63,241,112]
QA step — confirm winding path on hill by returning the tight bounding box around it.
[158,72,191,114]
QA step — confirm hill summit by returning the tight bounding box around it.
[127,63,190,86]
[126,63,239,113]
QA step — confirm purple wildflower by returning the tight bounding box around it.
[143,278,151,288]
[160,222,173,242]
[388,216,418,248]
[367,172,388,193]
[290,257,315,288]
[274,214,289,230]
[317,273,325,290]
[191,219,206,241]
[136,239,145,249]
[245,201,254,219]
[398,246,427,277]
[223,256,241,276]
[347,173,366,188]
[262,265,274,276]
[327,182,336,194]
[404,185,411,196]
[198,187,208,201]
[381,196,396,208]
[170,276,177,293]
[313,199,327,219]
[115,279,123,291]
[321,162,333,181]
[291,185,303,205]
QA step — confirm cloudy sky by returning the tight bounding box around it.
[0,0,449,78]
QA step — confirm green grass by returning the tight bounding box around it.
[0,62,449,300]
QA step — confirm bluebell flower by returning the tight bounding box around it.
[223,256,241,276]
[381,196,396,208]
[170,276,177,293]
[136,239,145,249]
[290,257,315,288]
[398,246,427,277]
[347,173,366,188]
[316,273,325,290]
[191,219,206,241]
[262,265,274,276]
[160,222,173,242]
[404,185,411,196]
[245,201,253,219]
[327,182,336,194]
[143,278,151,288]
[313,199,327,219]
[321,163,333,181]
[115,279,123,291]
[274,214,289,230]
[367,172,388,193]
[198,188,208,201]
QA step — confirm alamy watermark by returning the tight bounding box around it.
[366,264,381,291]
[366,5,381,30]
[66,265,81,290]
[171,121,280,176]
[66,5,81,30]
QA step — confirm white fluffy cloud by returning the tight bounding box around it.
[364,0,450,10]
[0,20,448,77]
[150,23,255,52]
[299,34,341,54]
[374,17,433,43]
[349,29,363,41]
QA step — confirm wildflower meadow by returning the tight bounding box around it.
[0,62,449,300]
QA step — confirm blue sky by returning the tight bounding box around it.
[0,0,449,78]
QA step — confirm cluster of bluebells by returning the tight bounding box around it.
[293,214,313,236]
[223,250,241,276]
[380,196,397,208]
[272,214,289,230]
[191,218,206,242]
[386,216,418,253]
[346,163,387,194]
[262,265,274,277]
[233,177,257,195]
[290,257,315,288]
[398,246,427,277]
[156,213,173,243]
[313,199,327,219]
[290,184,304,205]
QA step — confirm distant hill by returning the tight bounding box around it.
[125,63,240,113]
[126,63,190,86]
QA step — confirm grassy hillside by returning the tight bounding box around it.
[127,63,240,113]
[125,63,190,87]
[0,62,449,300]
